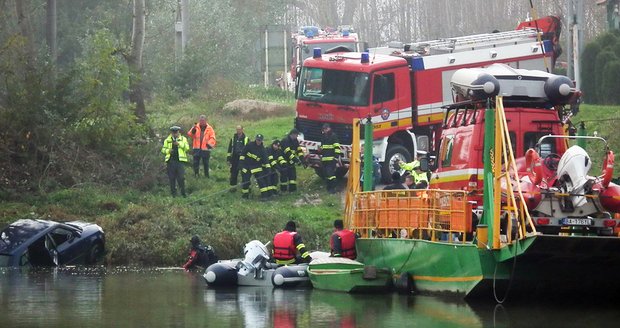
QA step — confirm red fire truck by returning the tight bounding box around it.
[288,26,362,91]
[294,17,562,181]
[432,63,620,235]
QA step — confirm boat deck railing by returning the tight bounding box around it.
[349,189,473,243]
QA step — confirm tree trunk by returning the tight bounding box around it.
[128,0,146,123]
[14,0,36,89]
[46,0,57,64]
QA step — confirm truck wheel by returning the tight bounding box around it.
[381,145,411,183]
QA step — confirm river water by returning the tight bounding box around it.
[1,267,618,328]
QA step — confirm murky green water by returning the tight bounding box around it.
[1,267,618,327]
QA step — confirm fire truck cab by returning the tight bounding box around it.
[295,20,560,182]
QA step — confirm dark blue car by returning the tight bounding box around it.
[0,219,105,267]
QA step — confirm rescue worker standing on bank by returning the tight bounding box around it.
[240,134,270,199]
[227,125,249,190]
[161,126,190,197]
[266,140,287,196]
[319,123,342,193]
[273,220,311,265]
[280,129,305,192]
[330,219,357,259]
[187,115,216,177]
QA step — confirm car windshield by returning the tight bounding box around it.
[0,222,46,254]
[298,67,370,106]
[301,41,357,60]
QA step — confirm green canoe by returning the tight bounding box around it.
[308,257,392,293]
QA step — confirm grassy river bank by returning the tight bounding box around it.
[0,88,343,266]
[1,90,618,266]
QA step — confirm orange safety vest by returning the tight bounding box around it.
[331,230,356,259]
[273,231,296,260]
[188,124,216,150]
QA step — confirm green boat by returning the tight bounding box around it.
[342,95,620,300]
[307,257,392,293]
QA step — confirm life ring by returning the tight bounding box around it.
[601,150,614,188]
[525,148,543,185]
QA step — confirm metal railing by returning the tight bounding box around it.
[350,189,472,243]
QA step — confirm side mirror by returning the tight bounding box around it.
[420,156,429,172]
[72,230,81,239]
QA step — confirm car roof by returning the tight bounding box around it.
[0,219,57,255]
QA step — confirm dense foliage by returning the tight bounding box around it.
[581,30,620,105]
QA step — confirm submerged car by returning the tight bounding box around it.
[0,219,105,267]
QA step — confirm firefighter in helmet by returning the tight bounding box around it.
[266,139,287,196]
[240,134,270,199]
[319,123,342,193]
[272,221,311,265]
[227,125,249,190]
[280,129,305,192]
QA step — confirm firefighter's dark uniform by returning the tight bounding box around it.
[227,133,249,188]
[266,143,287,196]
[240,137,270,199]
[320,130,342,193]
[280,131,304,192]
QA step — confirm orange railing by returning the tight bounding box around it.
[351,189,472,243]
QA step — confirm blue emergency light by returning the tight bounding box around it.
[361,52,369,63]
[313,48,322,58]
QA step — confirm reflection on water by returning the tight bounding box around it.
[1,267,619,327]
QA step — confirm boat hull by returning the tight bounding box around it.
[308,258,392,293]
[356,235,620,299]
[204,261,310,288]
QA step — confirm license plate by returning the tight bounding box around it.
[561,218,592,226]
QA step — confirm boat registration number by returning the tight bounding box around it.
[561,218,592,226]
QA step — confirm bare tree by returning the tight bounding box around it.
[46,0,57,65]
[127,0,147,122]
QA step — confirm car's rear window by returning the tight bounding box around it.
[0,223,45,253]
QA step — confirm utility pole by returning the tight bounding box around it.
[566,0,584,89]
[175,0,189,60]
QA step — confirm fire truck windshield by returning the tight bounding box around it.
[301,42,356,60]
[298,67,370,106]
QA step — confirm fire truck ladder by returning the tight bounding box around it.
[410,28,541,54]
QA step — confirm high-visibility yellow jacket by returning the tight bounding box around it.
[161,135,190,162]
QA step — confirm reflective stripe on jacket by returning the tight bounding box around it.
[281,136,304,164]
[227,134,249,160]
[240,141,268,170]
[161,135,190,162]
[188,124,216,150]
[320,132,342,162]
